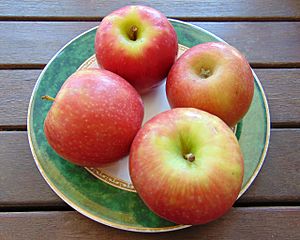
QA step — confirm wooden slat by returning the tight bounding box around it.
[255,69,300,126]
[0,131,65,207]
[1,69,299,127]
[0,22,95,67]
[0,22,300,67]
[0,207,299,239]
[193,22,300,68]
[237,129,300,203]
[0,70,40,127]
[0,129,299,207]
[0,0,299,20]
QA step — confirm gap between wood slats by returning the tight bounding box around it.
[0,16,300,22]
[2,125,300,132]
[1,63,300,70]
[1,124,300,132]
[0,125,27,131]
[0,202,299,213]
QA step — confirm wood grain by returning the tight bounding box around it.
[0,131,65,207]
[192,22,300,68]
[0,207,299,239]
[255,69,300,126]
[0,0,299,20]
[0,130,299,207]
[0,22,300,67]
[0,70,40,127]
[1,69,299,127]
[237,129,300,203]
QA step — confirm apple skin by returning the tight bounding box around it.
[44,69,144,167]
[166,42,254,127]
[95,5,178,94]
[129,108,244,225]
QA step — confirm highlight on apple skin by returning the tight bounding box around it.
[129,108,244,225]
[166,42,254,127]
[44,69,144,167]
[95,5,178,94]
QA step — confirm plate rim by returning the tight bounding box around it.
[27,19,270,233]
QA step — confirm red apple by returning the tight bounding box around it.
[95,5,178,94]
[166,42,254,127]
[44,69,144,167]
[130,108,244,225]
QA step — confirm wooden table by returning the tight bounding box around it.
[0,1,299,239]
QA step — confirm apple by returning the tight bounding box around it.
[43,69,144,167]
[166,42,254,127]
[95,5,178,94]
[129,108,244,225]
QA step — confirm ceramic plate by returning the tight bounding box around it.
[28,19,270,232]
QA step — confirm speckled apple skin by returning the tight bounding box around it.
[44,69,144,166]
[130,108,244,225]
[166,42,254,127]
[95,5,178,93]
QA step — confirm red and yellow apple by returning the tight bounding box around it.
[44,69,144,167]
[129,108,244,225]
[166,42,254,127]
[95,5,178,94]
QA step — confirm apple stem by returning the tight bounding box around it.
[200,68,211,79]
[128,25,138,41]
[184,153,195,162]
[41,95,55,102]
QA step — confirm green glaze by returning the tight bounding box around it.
[28,19,270,232]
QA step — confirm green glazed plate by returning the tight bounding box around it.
[28,19,270,232]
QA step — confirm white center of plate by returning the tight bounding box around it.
[80,45,188,192]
